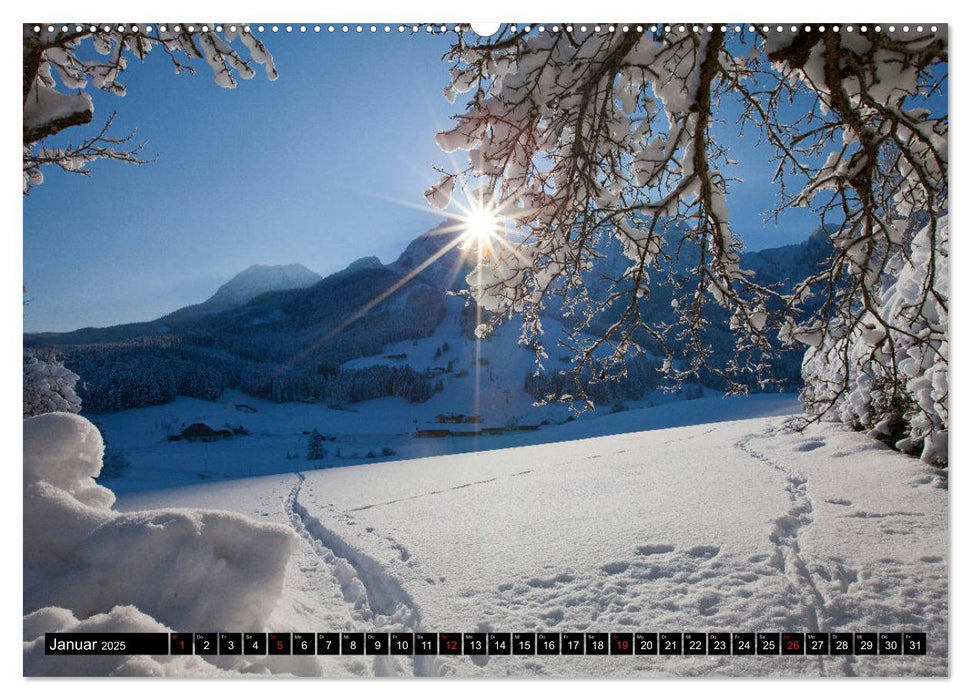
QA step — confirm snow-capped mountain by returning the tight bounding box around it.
[197,263,322,315]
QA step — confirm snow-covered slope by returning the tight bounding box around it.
[92,411,947,678]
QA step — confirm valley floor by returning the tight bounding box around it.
[96,392,801,493]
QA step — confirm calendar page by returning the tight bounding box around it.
[22,15,948,679]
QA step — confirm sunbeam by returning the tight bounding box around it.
[271,178,519,431]
[270,231,468,379]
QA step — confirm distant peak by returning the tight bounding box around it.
[202,263,322,312]
[390,219,471,291]
[345,256,384,272]
[239,263,318,275]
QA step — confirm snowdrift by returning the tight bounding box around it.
[23,413,298,676]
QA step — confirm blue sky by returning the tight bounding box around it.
[24,29,824,333]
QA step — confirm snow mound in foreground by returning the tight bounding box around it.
[23,413,298,675]
[24,411,113,508]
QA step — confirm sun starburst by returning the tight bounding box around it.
[459,201,502,259]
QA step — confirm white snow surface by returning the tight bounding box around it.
[94,389,798,493]
[99,408,947,678]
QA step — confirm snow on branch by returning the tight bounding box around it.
[24,112,149,191]
[434,26,947,461]
[22,23,276,192]
[23,351,82,417]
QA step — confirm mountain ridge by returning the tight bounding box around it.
[24,263,323,346]
[23,220,830,414]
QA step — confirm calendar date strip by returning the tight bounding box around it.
[45,631,927,656]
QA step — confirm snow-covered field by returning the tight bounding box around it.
[23,397,947,678]
[94,384,799,493]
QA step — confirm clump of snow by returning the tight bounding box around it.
[24,413,113,509]
[424,173,456,209]
[23,80,93,135]
[23,413,298,675]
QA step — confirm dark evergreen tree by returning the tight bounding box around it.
[306,429,324,461]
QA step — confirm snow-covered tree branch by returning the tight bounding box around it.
[433,26,947,463]
[23,352,82,417]
[23,23,276,192]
